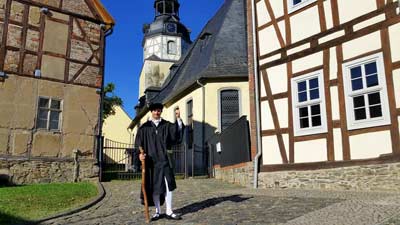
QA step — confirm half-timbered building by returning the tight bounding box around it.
[0,0,114,184]
[248,0,400,190]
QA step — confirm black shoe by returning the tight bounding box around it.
[165,213,182,220]
[151,213,161,221]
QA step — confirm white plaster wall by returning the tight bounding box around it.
[256,1,271,27]
[333,128,343,161]
[342,31,381,60]
[270,0,284,18]
[290,6,320,43]
[330,86,340,120]
[258,26,282,55]
[292,51,323,73]
[393,69,400,108]
[266,64,287,94]
[389,23,400,62]
[329,47,338,80]
[349,131,392,160]
[353,14,385,31]
[323,0,334,30]
[260,73,267,97]
[262,136,283,165]
[275,98,289,128]
[261,100,274,130]
[337,0,377,24]
[294,139,327,163]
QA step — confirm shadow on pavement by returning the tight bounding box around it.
[175,194,252,216]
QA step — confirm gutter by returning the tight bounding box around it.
[251,0,263,189]
[97,26,114,180]
[196,79,206,166]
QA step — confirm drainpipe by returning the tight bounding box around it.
[196,79,206,174]
[97,26,114,180]
[251,0,263,189]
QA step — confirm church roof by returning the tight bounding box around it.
[151,0,248,105]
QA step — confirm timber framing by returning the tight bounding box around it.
[261,154,400,172]
[0,0,110,89]
[255,0,400,169]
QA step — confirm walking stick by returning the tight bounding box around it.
[139,146,150,223]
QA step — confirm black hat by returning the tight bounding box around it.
[149,103,164,111]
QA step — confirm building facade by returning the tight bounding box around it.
[0,0,114,184]
[130,0,250,175]
[247,0,400,191]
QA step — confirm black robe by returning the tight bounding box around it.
[134,119,184,206]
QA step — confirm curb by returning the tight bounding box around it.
[31,181,106,225]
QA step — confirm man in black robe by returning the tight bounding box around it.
[134,103,184,221]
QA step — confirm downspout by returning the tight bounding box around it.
[196,79,206,173]
[97,25,114,178]
[251,0,263,189]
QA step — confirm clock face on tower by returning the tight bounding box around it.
[166,23,177,33]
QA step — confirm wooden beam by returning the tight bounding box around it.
[260,154,400,172]
[0,0,12,71]
[18,4,30,74]
[331,0,351,161]
[393,61,400,70]
[294,133,327,142]
[292,65,324,78]
[261,69,289,163]
[380,7,400,155]
[64,16,73,82]
[263,0,285,48]
[348,125,391,136]
[262,128,290,136]
[318,0,334,162]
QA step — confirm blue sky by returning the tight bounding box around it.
[101,0,224,118]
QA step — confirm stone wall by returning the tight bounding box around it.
[214,162,254,188]
[0,157,99,185]
[258,163,400,192]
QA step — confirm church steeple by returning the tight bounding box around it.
[154,0,180,19]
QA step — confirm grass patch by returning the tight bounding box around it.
[0,182,98,225]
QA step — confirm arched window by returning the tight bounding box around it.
[167,41,177,55]
[219,89,240,131]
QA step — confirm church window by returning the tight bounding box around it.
[168,41,177,55]
[342,53,391,130]
[219,89,240,131]
[291,70,327,136]
[36,97,62,131]
[288,0,317,13]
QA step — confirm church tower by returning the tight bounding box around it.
[138,0,191,96]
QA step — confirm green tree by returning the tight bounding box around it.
[102,83,123,121]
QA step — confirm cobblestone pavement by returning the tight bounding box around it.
[42,179,400,225]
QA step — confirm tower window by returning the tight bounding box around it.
[168,41,177,55]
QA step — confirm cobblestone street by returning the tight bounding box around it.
[42,179,400,225]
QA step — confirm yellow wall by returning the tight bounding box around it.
[103,105,133,144]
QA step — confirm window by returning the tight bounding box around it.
[288,0,317,13]
[342,53,391,130]
[291,70,327,136]
[186,100,193,148]
[219,89,240,131]
[36,97,62,131]
[167,41,177,55]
